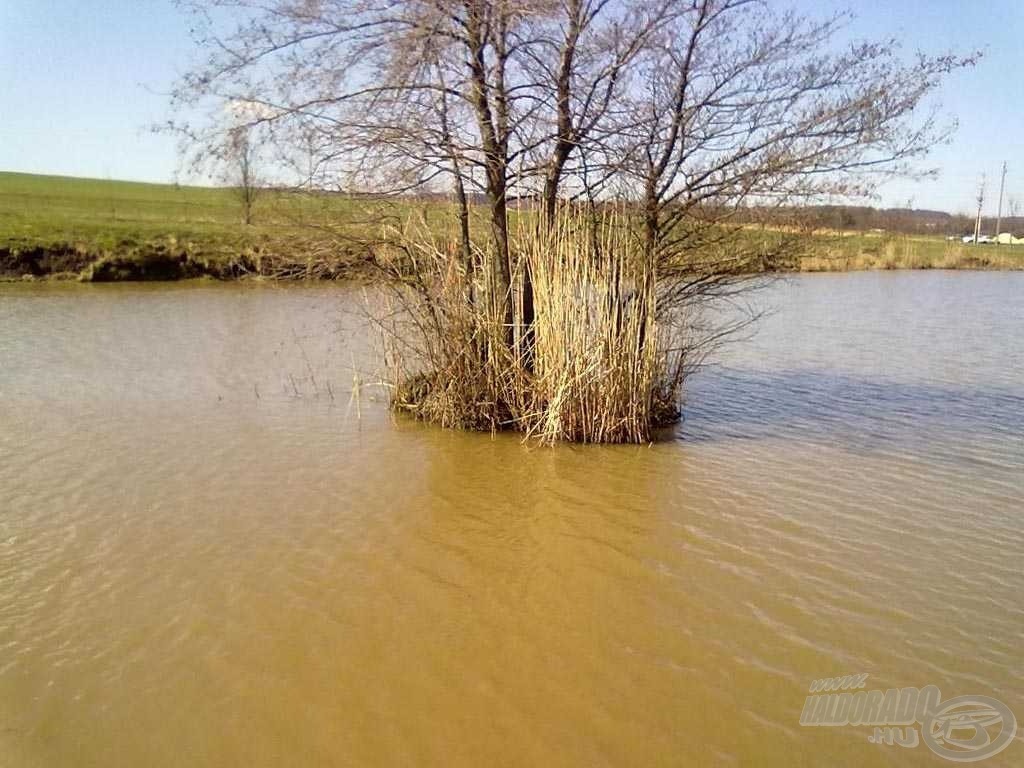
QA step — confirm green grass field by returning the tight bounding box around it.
[0,171,377,251]
[1,171,1021,279]
[0,171,420,279]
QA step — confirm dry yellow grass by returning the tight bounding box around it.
[378,210,684,443]
[799,235,1024,271]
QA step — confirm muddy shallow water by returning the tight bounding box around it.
[1,272,1022,766]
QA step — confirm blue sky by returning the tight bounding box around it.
[1,0,1021,213]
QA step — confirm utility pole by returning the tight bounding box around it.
[974,174,986,244]
[994,161,1007,246]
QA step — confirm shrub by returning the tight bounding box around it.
[375,210,688,444]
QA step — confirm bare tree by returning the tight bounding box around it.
[168,0,977,438]
[226,125,261,225]
[170,1,669,323]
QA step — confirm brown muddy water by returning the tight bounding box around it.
[1,273,1022,767]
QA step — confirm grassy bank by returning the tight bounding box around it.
[0,172,387,280]
[2,172,1022,280]
[798,231,1024,271]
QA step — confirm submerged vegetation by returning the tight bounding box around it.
[379,211,688,443]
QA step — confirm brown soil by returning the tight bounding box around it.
[0,245,94,278]
[0,243,372,282]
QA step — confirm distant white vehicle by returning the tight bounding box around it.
[962,235,995,244]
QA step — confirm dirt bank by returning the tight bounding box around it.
[0,245,95,278]
[0,242,371,282]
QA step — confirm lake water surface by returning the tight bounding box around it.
[1,272,1022,766]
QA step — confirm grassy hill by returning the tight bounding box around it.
[1,171,1021,279]
[0,171,388,250]
[0,172,397,280]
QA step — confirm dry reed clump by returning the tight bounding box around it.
[375,211,686,444]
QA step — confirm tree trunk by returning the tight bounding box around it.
[487,171,513,344]
[465,0,513,345]
[452,175,472,276]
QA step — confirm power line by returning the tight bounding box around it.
[994,161,1007,245]
[974,174,986,244]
